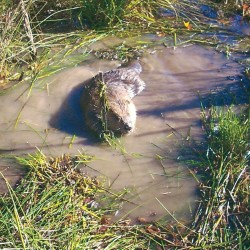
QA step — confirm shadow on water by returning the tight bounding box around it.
[49,80,101,145]
[201,80,250,107]
[140,79,249,118]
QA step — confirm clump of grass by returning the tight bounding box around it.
[185,106,250,248]
[0,151,150,249]
[202,107,249,164]
[0,0,202,79]
[79,0,127,28]
[0,0,106,91]
[1,151,188,249]
[150,105,249,249]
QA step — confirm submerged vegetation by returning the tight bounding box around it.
[0,0,250,249]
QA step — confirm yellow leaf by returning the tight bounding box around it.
[183,21,192,30]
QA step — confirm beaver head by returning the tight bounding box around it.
[81,63,145,137]
[102,88,136,135]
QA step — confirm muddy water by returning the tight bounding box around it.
[0,45,242,222]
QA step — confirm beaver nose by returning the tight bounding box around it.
[124,124,132,131]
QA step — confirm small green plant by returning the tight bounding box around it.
[96,78,127,153]
[98,77,110,135]
[202,107,249,165]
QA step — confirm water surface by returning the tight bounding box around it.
[0,44,242,222]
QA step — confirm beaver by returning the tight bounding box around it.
[81,62,145,136]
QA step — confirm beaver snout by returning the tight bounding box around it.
[124,124,133,132]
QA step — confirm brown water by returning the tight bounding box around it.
[0,44,242,222]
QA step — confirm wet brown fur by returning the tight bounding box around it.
[81,62,145,136]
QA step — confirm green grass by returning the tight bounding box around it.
[0,0,106,92]
[0,105,249,249]
[1,0,248,92]
[0,0,223,91]
[0,151,149,249]
[79,0,127,28]
[183,106,250,248]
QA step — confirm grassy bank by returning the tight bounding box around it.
[0,152,148,249]
[0,0,175,90]
[185,106,249,248]
[1,0,249,91]
[0,104,249,248]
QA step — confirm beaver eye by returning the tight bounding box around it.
[114,115,121,121]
